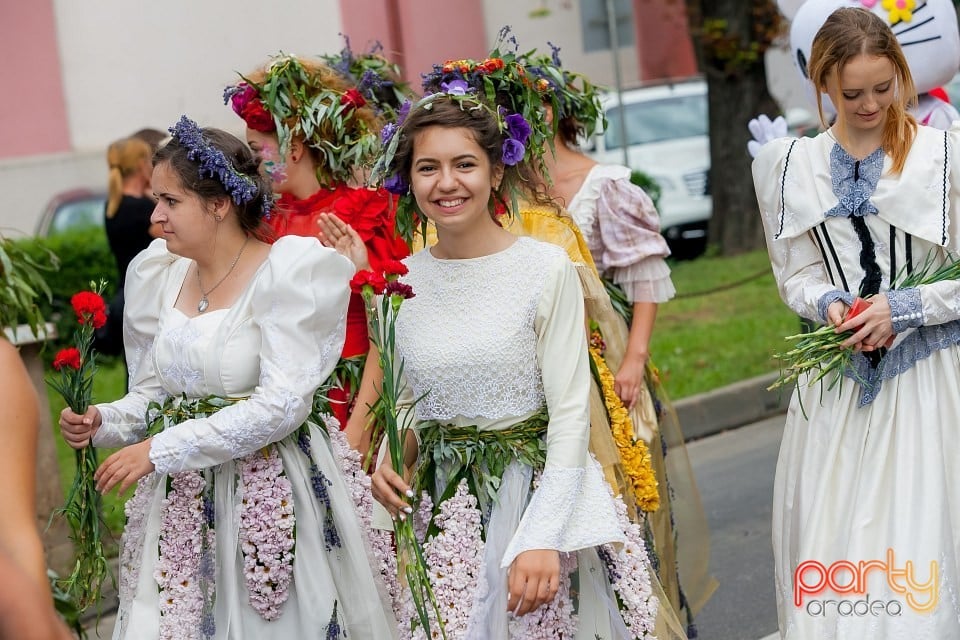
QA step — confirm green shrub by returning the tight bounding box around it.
[14,227,118,352]
[630,170,661,210]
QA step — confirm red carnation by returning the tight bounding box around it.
[340,89,367,110]
[384,280,415,300]
[382,260,409,278]
[241,99,276,133]
[52,347,82,371]
[71,291,108,329]
[350,270,387,295]
[230,83,257,115]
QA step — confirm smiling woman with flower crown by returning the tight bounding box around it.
[225,49,410,437]
[58,116,397,640]
[326,90,662,638]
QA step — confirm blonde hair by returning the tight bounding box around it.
[809,7,917,173]
[105,137,152,218]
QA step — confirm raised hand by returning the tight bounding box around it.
[317,213,370,270]
[747,114,788,158]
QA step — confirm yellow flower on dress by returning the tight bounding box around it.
[881,0,915,24]
[589,346,660,512]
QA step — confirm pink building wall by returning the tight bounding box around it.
[338,0,488,90]
[0,0,71,158]
[632,0,698,81]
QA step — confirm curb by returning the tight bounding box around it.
[674,371,789,441]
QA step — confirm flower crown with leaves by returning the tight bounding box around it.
[320,36,412,119]
[370,89,532,244]
[223,53,383,187]
[168,115,273,217]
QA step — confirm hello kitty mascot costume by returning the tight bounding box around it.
[749,0,960,155]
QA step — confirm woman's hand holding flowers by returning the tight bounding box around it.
[837,294,895,352]
[371,458,413,520]
[59,406,102,449]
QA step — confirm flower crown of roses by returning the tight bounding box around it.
[369,91,530,245]
[168,116,273,217]
[223,53,381,187]
[320,37,412,119]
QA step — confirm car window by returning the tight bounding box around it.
[49,198,105,235]
[604,93,708,149]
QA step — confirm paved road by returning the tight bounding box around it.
[687,414,786,640]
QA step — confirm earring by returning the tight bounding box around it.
[214,215,223,222]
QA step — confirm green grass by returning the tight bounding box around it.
[650,249,800,399]
[49,357,130,540]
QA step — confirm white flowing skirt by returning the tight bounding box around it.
[774,347,960,639]
[114,422,397,640]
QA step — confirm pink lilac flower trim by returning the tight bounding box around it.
[237,446,296,621]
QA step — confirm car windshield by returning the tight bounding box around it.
[49,198,105,235]
[604,93,708,149]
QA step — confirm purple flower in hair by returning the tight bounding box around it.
[384,173,408,195]
[380,122,397,145]
[501,138,525,166]
[397,99,412,125]
[504,113,531,145]
[440,79,470,96]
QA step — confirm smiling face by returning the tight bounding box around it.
[826,54,897,134]
[150,161,219,258]
[409,126,503,236]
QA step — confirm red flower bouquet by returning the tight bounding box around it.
[47,282,110,612]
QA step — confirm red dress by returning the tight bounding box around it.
[267,185,409,427]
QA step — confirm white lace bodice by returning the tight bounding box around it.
[93,236,353,475]
[396,238,554,422]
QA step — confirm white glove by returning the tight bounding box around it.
[746,114,788,158]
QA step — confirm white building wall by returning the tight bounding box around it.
[2,0,346,236]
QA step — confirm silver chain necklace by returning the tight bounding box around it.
[196,236,249,313]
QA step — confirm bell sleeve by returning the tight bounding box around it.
[500,248,626,568]
[93,239,177,448]
[147,237,353,475]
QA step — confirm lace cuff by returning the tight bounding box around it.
[817,290,855,323]
[500,458,625,569]
[92,403,147,448]
[887,288,924,333]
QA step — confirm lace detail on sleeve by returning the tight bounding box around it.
[500,458,625,569]
[818,290,855,323]
[888,288,924,332]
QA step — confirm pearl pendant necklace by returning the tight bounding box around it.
[196,237,249,313]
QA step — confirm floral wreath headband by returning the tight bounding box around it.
[223,53,383,187]
[417,30,606,182]
[168,115,273,218]
[320,36,412,119]
[369,91,533,244]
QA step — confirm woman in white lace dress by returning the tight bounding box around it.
[59,117,396,640]
[355,94,661,638]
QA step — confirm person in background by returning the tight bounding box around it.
[98,136,162,358]
[225,50,409,436]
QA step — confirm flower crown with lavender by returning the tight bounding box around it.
[168,115,273,217]
[223,53,381,187]
[320,36,412,119]
[370,91,532,244]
